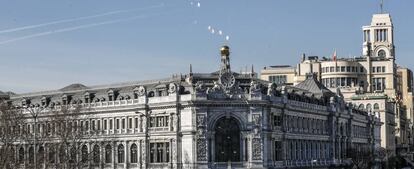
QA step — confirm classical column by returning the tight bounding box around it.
[112,141,116,169]
[100,142,104,169]
[125,141,129,169]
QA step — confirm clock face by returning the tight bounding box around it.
[220,72,235,88]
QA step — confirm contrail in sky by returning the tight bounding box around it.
[0,12,166,45]
[0,4,164,35]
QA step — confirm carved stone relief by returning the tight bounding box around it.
[137,86,146,96]
[196,138,207,161]
[252,138,262,160]
[168,83,177,94]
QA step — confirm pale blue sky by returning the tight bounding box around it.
[0,0,413,93]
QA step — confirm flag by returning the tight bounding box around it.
[332,49,337,61]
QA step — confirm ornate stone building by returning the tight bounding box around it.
[260,12,411,154]
[5,46,380,169]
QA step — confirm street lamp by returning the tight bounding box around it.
[23,104,44,169]
[311,159,317,169]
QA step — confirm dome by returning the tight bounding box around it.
[60,83,88,91]
[220,45,230,56]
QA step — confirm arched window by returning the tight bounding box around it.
[130,144,138,163]
[374,103,380,111]
[59,146,66,163]
[366,104,372,112]
[38,146,45,164]
[81,145,88,163]
[105,144,112,163]
[19,147,24,164]
[93,145,100,164]
[69,147,76,163]
[358,104,364,110]
[9,147,15,164]
[48,145,56,164]
[118,144,125,163]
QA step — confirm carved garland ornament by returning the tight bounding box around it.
[252,138,262,160]
[137,86,146,96]
[168,83,177,94]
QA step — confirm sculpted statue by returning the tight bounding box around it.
[250,80,261,94]
[267,83,276,96]
[195,81,207,93]
[207,81,222,94]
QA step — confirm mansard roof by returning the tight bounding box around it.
[294,73,334,97]
[0,90,8,98]
[9,76,187,101]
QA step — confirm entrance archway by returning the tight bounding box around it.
[214,116,241,162]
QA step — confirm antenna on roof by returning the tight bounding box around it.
[380,0,384,14]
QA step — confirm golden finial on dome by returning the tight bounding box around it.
[220,45,230,56]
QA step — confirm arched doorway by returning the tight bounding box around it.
[214,116,241,162]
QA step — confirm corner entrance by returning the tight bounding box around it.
[214,116,241,162]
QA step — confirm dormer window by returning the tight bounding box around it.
[41,97,49,107]
[21,99,30,107]
[107,90,115,101]
[62,95,70,105]
[84,92,91,103]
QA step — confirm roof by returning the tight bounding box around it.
[60,83,88,91]
[0,90,7,96]
[294,73,333,97]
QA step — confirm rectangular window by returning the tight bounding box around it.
[103,120,107,130]
[346,78,352,87]
[122,119,125,129]
[149,142,170,163]
[74,122,78,132]
[340,66,345,72]
[149,116,170,128]
[97,120,101,131]
[85,121,89,131]
[372,67,376,73]
[135,118,139,129]
[268,75,287,84]
[360,67,364,73]
[372,77,386,91]
[377,67,381,73]
[382,66,385,73]
[80,121,84,132]
[346,66,350,72]
[273,115,282,127]
[341,77,345,86]
[129,118,132,129]
[336,78,340,87]
[330,67,334,72]
[92,120,95,131]
[109,119,113,130]
[116,119,120,129]
[336,67,339,72]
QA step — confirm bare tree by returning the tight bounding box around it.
[43,105,100,169]
[0,99,26,169]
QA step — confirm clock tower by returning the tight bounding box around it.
[218,45,236,89]
[362,13,395,59]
